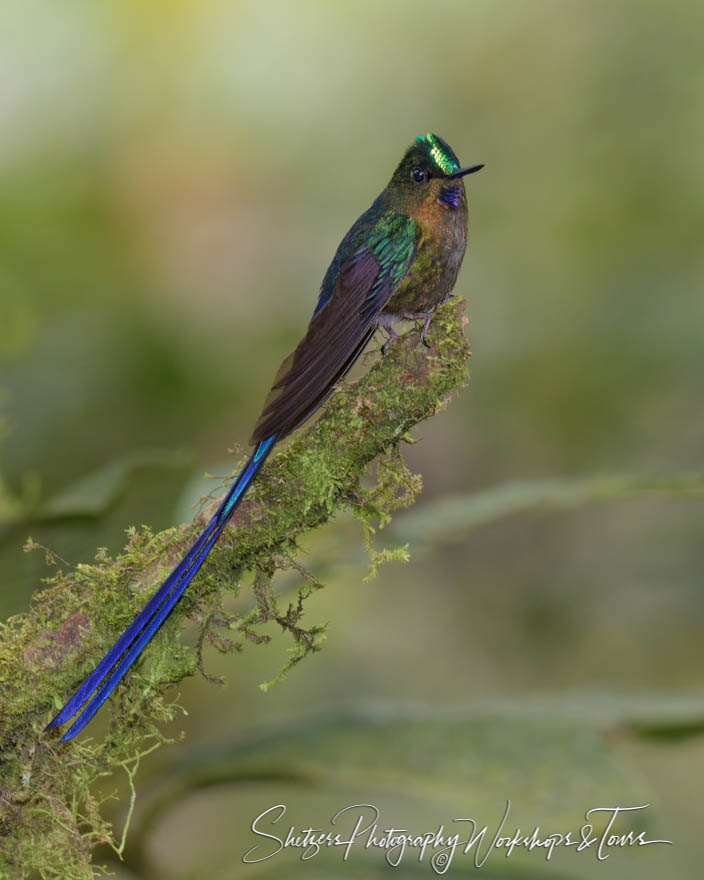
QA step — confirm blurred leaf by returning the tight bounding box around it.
[0,449,195,618]
[395,472,704,546]
[560,691,704,742]
[130,706,646,868]
[36,449,193,521]
[0,471,39,525]
[415,691,704,742]
[0,402,41,525]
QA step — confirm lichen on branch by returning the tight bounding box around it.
[0,298,470,878]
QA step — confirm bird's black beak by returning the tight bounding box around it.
[450,163,485,179]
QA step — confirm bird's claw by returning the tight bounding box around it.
[414,312,433,348]
[379,310,433,352]
[381,339,391,356]
[381,329,398,356]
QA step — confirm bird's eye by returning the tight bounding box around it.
[411,167,427,183]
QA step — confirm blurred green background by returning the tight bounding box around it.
[2,1,703,878]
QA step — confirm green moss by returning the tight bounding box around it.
[0,299,469,877]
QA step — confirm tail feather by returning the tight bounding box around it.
[59,513,233,742]
[45,515,220,731]
[47,435,276,740]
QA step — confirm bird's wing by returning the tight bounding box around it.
[251,213,418,443]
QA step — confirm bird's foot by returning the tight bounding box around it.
[402,310,433,347]
[381,332,398,355]
[378,314,399,355]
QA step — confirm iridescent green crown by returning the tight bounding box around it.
[416,132,460,175]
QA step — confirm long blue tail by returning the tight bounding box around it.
[46,435,277,742]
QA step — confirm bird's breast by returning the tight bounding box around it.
[385,206,467,314]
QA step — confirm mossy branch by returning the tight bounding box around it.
[0,299,469,878]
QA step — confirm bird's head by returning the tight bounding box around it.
[387,133,483,212]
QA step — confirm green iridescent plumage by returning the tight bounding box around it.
[417,132,460,175]
[363,213,418,293]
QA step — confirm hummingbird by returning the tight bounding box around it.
[46,133,483,741]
